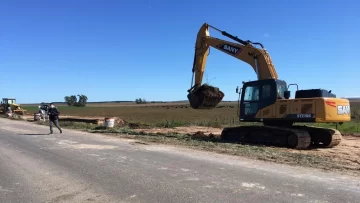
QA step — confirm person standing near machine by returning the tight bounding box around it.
[48,103,62,134]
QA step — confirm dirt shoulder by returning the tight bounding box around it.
[132,126,360,175]
[294,135,360,171]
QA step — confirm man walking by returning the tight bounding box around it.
[48,103,62,134]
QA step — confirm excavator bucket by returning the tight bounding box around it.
[187,84,225,109]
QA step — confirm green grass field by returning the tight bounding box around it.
[22,101,360,132]
[23,102,239,127]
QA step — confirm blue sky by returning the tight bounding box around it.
[0,0,358,103]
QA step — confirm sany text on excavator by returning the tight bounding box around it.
[187,23,351,149]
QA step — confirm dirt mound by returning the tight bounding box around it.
[120,120,151,129]
[189,131,217,139]
[113,117,126,126]
[133,126,223,135]
[188,84,225,109]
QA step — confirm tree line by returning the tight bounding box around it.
[63,95,163,106]
[64,94,88,107]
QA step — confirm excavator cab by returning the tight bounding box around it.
[239,79,287,121]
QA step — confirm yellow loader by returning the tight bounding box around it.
[0,98,27,116]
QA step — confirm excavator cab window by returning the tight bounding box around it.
[242,85,259,117]
[262,85,271,99]
[276,81,288,99]
[240,79,279,120]
[244,86,259,101]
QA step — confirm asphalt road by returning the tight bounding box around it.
[1,118,360,203]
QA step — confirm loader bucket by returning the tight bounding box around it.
[187,84,225,109]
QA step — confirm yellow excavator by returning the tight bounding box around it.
[187,23,351,149]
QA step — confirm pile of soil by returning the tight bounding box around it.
[189,131,217,139]
[187,84,225,109]
[114,117,126,126]
[133,126,222,135]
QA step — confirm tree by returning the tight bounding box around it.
[64,95,77,106]
[64,94,88,107]
[75,94,88,107]
[135,98,147,104]
[64,96,71,106]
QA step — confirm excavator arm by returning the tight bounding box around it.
[187,23,278,109]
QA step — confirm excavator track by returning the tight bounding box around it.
[188,85,224,109]
[221,125,311,149]
[221,125,342,149]
[293,126,342,148]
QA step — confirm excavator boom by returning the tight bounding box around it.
[188,23,278,109]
